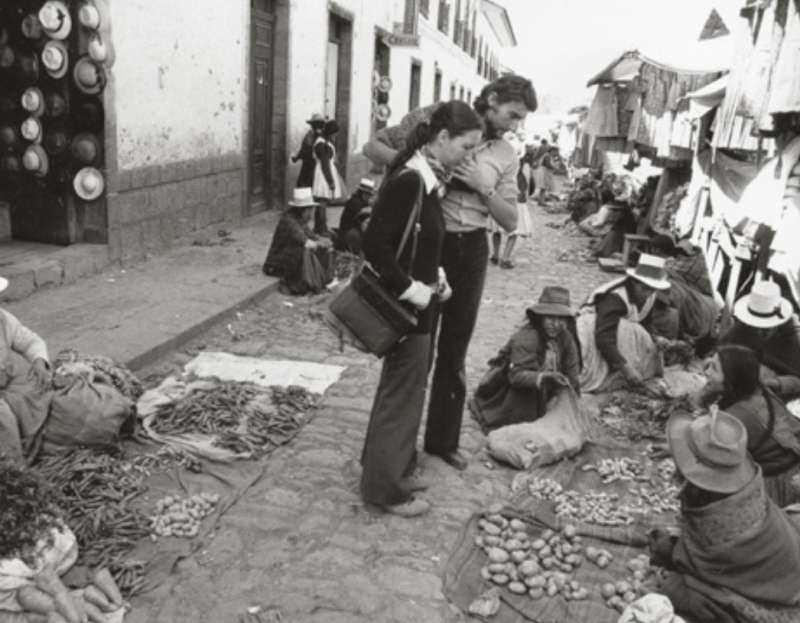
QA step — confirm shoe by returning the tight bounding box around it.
[490,255,500,265]
[401,471,431,492]
[382,497,431,517]
[500,260,515,269]
[429,450,468,471]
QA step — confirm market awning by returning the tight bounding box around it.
[685,74,729,118]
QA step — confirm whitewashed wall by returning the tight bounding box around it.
[111,0,249,170]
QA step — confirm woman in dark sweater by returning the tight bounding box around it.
[360,101,483,518]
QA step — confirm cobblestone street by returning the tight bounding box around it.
[131,202,605,623]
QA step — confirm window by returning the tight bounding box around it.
[477,35,483,75]
[419,0,430,18]
[433,69,442,103]
[466,89,471,104]
[459,86,465,101]
[437,1,450,34]
[453,0,462,45]
[450,82,456,101]
[409,60,422,112]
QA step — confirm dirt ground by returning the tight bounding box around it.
[129,194,606,623]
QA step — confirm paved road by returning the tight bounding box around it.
[132,199,605,622]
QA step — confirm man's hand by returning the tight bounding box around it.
[452,157,493,195]
[28,358,51,393]
[437,267,452,302]
[536,372,569,390]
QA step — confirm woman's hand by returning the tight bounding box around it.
[399,281,433,310]
[304,239,319,250]
[28,358,51,393]
[536,372,569,390]
[452,157,493,195]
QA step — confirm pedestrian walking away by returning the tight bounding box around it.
[311,119,346,235]
[360,101,482,517]
[292,113,325,189]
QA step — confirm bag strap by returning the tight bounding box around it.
[395,169,426,264]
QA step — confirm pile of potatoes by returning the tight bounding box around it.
[475,513,589,601]
[149,493,220,539]
[598,554,655,612]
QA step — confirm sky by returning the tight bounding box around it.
[497,0,741,116]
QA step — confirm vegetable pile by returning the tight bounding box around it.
[150,382,316,457]
[149,493,220,539]
[598,394,694,441]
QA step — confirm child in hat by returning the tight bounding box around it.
[470,286,581,430]
[262,188,332,294]
[336,178,375,256]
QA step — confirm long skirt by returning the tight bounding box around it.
[577,312,662,393]
[312,162,345,200]
[361,333,431,506]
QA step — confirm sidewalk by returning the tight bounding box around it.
[4,211,282,371]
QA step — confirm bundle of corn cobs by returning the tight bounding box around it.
[52,349,144,401]
[150,381,316,457]
[599,393,694,441]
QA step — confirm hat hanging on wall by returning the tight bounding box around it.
[42,40,69,79]
[0,46,14,69]
[39,1,73,40]
[17,52,40,83]
[374,103,391,123]
[0,125,20,149]
[44,126,70,157]
[21,117,43,144]
[73,56,106,95]
[23,144,50,177]
[70,133,101,165]
[45,92,67,118]
[88,32,115,67]
[78,0,112,32]
[21,14,43,40]
[21,87,46,118]
[73,166,105,201]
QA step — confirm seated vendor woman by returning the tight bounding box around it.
[263,188,332,294]
[698,344,800,506]
[470,286,580,430]
[650,408,800,623]
[723,280,800,400]
[0,275,52,463]
[577,253,676,392]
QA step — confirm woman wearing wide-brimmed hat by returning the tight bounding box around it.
[469,286,581,430]
[292,113,325,189]
[262,188,332,294]
[649,407,800,622]
[576,253,678,392]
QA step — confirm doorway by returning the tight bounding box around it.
[325,11,353,181]
[248,0,275,213]
[409,60,422,112]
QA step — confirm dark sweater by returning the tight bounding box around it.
[363,168,444,334]
[594,284,655,371]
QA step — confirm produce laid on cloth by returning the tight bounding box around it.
[597,393,694,441]
[149,494,220,539]
[53,350,144,402]
[148,381,316,458]
[473,510,663,613]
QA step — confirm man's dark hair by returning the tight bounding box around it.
[473,75,537,115]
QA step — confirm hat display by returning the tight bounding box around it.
[22,144,50,177]
[42,40,69,79]
[39,1,72,40]
[73,56,106,95]
[667,407,757,495]
[306,113,325,126]
[0,46,14,69]
[78,0,112,32]
[44,127,70,156]
[21,117,43,143]
[288,187,319,208]
[87,32,115,67]
[0,125,20,148]
[627,253,670,290]
[357,178,376,193]
[21,87,46,117]
[528,286,574,318]
[73,166,105,200]
[733,280,793,329]
[21,14,43,40]
[45,92,68,118]
[70,133,101,165]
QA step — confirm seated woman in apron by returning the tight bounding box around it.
[470,286,580,430]
[0,275,52,463]
[577,253,677,393]
[651,408,800,623]
[699,344,800,507]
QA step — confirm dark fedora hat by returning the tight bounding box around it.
[70,132,101,165]
[44,126,70,157]
[528,285,574,318]
[45,92,68,118]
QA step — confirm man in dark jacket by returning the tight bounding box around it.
[292,113,325,189]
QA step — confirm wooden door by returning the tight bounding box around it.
[249,2,275,212]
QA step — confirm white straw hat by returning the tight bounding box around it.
[626,253,670,290]
[734,280,793,329]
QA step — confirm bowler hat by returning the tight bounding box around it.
[627,253,670,290]
[667,407,757,495]
[44,126,70,156]
[88,31,115,67]
[306,113,325,126]
[78,0,112,32]
[45,92,68,118]
[22,144,50,177]
[20,117,43,143]
[21,87,46,117]
[73,166,105,200]
[39,1,73,40]
[70,132,101,165]
[73,56,106,95]
[288,187,319,208]
[528,286,574,318]
[733,280,793,330]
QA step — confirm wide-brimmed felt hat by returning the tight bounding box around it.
[42,40,69,79]
[73,56,106,95]
[45,92,68,118]
[71,132,101,165]
[21,117,43,143]
[21,87,46,117]
[306,113,325,126]
[288,187,318,208]
[23,144,50,177]
[528,285,574,318]
[78,0,112,32]
[44,126,70,156]
[73,166,105,200]
[21,14,43,40]
[627,253,670,290]
[39,1,73,40]
[358,178,376,193]
[734,280,793,329]
[88,31,115,66]
[667,407,757,495]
